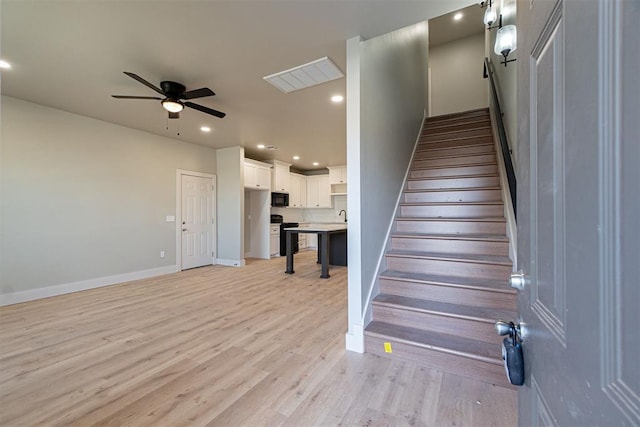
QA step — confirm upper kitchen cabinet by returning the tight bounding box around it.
[328,165,347,195]
[267,160,291,193]
[289,173,307,208]
[244,159,271,190]
[328,165,347,184]
[307,175,331,208]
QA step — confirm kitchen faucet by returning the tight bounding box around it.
[338,209,347,223]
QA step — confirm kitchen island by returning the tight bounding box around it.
[283,224,347,279]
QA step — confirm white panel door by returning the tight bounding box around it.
[181,174,213,269]
[517,1,639,425]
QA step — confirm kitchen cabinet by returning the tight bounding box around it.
[244,159,271,190]
[269,160,291,193]
[306,175,331,208]
[299,234,307,249]
[328,165,347,195]
[289,173,307,208]
[270,225,280,257]
[328,165,347,184]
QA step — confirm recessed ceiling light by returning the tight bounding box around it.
[293,155,300,160]
[312,162,319,166]
[331,95,344,103]
[0,60,12,69]
[200,126,211,132]
[257,144,266,149]
[453,12,463,21]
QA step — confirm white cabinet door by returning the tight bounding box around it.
[272,163,290,193]
[270,235,279,256]
[289,173,307,208]
[255,167,270,190]
[244,162,257,188]
[328,165,347,184]
[244,160,270,190]
[306,175,331,208]
[289,173,301,207]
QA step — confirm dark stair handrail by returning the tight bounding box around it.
[484,57,516,221]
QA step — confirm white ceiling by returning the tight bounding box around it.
[1,0,478,171]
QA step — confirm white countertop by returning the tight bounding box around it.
[284,224,347,232]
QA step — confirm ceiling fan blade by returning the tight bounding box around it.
[182,87,215,100]
[112,95,163,100]
[123,71,165,95]
[168,112,180,119]
[185,102,226,118]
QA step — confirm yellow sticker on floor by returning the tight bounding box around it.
[384,342,392,353]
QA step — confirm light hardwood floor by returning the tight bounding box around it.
[0,251,516,426]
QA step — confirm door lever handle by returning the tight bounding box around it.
[182,228,188,232]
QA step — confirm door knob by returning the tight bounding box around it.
[509,271,526,290]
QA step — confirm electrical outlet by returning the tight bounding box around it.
[160,251,165,258]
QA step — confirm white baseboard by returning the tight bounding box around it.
[345,324,364,353]
[216,258,246,267]
[0,265,178,307]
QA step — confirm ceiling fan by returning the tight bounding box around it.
[112,72,226,119]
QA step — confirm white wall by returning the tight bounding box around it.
[1,96,217,304]
[215,146,245,266]
[429,33,488,116]
[346,21,430,352]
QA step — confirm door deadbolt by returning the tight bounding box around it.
[509,272,526,290]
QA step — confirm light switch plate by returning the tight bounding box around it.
[166,215,175,222]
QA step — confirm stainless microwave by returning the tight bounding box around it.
[271,192,289,207]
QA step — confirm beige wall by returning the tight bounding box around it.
[429,33,488,116]
[1,96,217,302]
[346,21,431,350]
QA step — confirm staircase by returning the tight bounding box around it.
[363,108,517,387]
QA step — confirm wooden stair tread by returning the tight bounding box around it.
[403,186,501,194]
[422,127,492,137]
[400,201,504,206]
[425,118,491,129]
[365,321,502,365]
[407,173,499,181]
[396,216,506,222]
[391,232,509,242]
[426,108,489,122]
[416,143,494,153]
[411,161,497,171]
[412,151,495,161]
[380,270,515,293]
[373,294,517,323]
[386,250,512,265]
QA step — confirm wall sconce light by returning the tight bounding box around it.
[481,0,501,29]
[495,24,517,66]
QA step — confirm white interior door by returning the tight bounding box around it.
[517,1,639,425]
[181,174,214,270]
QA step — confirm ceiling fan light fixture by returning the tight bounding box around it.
[161,100,184,113]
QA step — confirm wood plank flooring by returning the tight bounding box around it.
[0,251,516,426]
